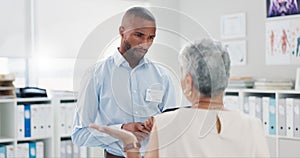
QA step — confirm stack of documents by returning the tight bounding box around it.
[228,77,254,89]
[254,79,293,90]
[0,74,15,99]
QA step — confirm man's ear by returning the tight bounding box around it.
[119,26,125,37]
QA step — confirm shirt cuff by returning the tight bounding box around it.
[108,124,123,130]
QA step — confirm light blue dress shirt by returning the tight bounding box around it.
[71,49,177,157]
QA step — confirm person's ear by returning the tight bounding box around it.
[119,26,125,38]
[185,72,193,89]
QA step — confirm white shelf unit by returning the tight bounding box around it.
[225,89,300,157]
[0,98,54,157]
[52,96,90,158]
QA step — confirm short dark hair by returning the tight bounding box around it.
[124,7,156,22]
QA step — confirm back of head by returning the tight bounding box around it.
[179,38,231,97]
[122,7,156,25]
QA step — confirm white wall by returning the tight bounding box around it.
[0,0,27,58]
[178,0,299,80]
[2,0,299,89]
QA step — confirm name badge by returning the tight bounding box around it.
[145,89,164,103]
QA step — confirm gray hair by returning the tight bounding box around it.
[122,7,156,23]
[179,38,231,97]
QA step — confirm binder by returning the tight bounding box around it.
[29,142,36,158]
[243,97,250,115]
[24,104,31,138]
[38,105,46,137]
[65,103,75,135]
[60,140,66,158]
[248,96,256,118]
[30,105,39,138]
[73,144,80,158]
[17,105,25,139]
[278,98,287,136]
[6,145,14,158]
[46,105,53,137]
[0,146,6,158]
[66,140,73,158]
[80,147,88,158]
[16,143,29,158]
[269,98,276,135]
[294,98,300,137]
[59,105,67,136]
[36,141,44,158]
[255,97,262,121]
[262,97,270,135]
[286,98,294,137]
[223,95,239,111]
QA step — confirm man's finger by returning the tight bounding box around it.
[136,124,148,133]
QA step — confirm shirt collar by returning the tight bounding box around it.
[113,48,149,68]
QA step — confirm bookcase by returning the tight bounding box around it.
[0,96,91,157]
[224,89,300,157]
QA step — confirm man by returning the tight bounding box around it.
[71,7,177,158]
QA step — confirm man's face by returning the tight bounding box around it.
[121,16,156,61]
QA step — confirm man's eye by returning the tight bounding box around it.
[149,35,155,40]
[135,33,143,37]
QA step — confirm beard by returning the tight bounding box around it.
[123,40,148,62]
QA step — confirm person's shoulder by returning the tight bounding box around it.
[145,58,174,77]
[234,112,263,128]
[92,56,114,71]
[155,106,191,120]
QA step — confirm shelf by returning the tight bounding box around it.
[60,134,71,139]
[0,137,14,143]
[278,136,300,141]
[0,99,15,103]
[226,88,300,94]
[17,136,52,141]
[16,97,51,102]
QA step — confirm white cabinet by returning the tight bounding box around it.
[225,89,300,157]
[0,97,91,157]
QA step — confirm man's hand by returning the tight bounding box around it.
[144,116,154,132]
[122,122,149,142]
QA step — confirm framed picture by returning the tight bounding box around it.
[223,40,247,66]
[266,0,300,18]
[220,13,246,39]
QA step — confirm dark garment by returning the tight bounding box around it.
[104,150,125,158]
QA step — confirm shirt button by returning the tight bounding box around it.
[134,111,138,115]
[133,90,137,93]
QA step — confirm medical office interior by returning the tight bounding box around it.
[1,0,300,157]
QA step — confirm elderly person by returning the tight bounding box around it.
[90,38,270,157]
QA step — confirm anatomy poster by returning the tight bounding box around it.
[266,19,300,65]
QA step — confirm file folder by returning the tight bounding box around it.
[294,98,300,137]
[16,143,29,158]
[29,142,36,158]
[278,98,286,136]
[286,98,294,137]
[24,104,31,138]
[17,105,25,139]
[0,146,6,158]
[6,145,14,158]
[262,97,270,135]
[269,98,276,135]
[248,96,256,118]
[30,105,39,138]
[36,142,44,158]
[255,97,262,121]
